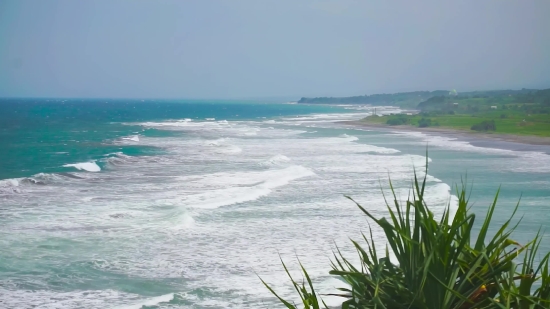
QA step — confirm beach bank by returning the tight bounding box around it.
[340,120,550,153]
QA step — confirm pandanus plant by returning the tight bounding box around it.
[261,159,550,309]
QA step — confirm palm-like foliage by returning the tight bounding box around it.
[262,160,550,309]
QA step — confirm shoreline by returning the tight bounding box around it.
[339,120,550,153]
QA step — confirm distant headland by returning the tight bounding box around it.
[304,88,550,141]
[298,90,448,108]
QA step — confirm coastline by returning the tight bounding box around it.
[339,120,550,154]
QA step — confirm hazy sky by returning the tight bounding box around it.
[1,0,549,99]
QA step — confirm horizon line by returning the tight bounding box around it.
[0,86,547,101]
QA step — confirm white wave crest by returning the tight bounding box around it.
[0,179,21,194]
[63,161,101,172]
[0,178,19,187]
[0,288,171,309]
[204,138,243,154]
[339,134,359,142]
[205,138,226,146]
[170,213,196,230]
[182,166,315,209]
[114,293,175,309]
[122,135,140,142]
[21,172,67,185]
[33,173,63,181]
[260,155,291,166]
[103,153,133,166]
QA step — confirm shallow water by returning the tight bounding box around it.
[0,99,548,308]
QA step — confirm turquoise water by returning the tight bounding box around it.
[0,99,549,308]
[0,99,346,179]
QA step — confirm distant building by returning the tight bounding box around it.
[490,106,497,109]
[452,103,459,106]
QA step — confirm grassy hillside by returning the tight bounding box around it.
[363,88,550,137]
[297,90,448,108]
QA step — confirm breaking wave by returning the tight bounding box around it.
[63,161,101,172]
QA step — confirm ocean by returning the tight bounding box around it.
[1,99,549,308]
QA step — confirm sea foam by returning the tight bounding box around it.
[181,165,315,209]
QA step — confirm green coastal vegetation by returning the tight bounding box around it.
[301,88,550,137]
[262,163,550,308]
[298,91,449,108]
[363,88,550,137]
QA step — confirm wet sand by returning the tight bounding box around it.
[340,120,550,154]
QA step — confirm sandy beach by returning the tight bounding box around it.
[341,120,550,154]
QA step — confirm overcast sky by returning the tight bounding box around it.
[1,0,549,99]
